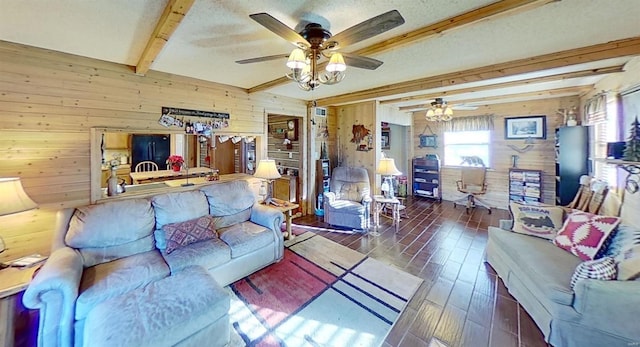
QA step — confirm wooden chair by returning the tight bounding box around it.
[134,161,159,172]
[454,166,492,214]
[565,175,609,214]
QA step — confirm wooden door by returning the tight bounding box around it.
[213,138,235,174]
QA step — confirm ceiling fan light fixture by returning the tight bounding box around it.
[425,98,453,122]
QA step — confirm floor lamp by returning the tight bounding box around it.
[0,177,38,259]
[254,159,281,205]
[377,157,402,198]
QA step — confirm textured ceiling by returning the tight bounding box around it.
[1,0,639,108]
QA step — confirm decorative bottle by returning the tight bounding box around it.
[107,168,118,196]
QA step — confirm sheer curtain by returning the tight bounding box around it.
[584,91,616,183]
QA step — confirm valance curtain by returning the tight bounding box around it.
[442,114,494,132]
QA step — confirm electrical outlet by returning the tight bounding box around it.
[288,152,292,159]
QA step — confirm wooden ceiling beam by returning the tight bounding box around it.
[247,0,554,93]
[316,36,640,106]
[135,0,195,75]
[383,64,624,106]
[403,85,593,111]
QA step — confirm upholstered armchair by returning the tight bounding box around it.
[323,167,372,230]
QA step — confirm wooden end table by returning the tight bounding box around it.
[373,195,401,229]
[264,198,300,240]
[0,266,39,347]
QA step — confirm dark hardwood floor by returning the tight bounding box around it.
[293,196,550,347]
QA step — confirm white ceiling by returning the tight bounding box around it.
[1,0,639,109]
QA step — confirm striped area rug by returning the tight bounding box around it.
[227,230,423,347]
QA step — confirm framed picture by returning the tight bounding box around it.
[381,130,390,149]
[505,115,546,139]
[419,134,438,148]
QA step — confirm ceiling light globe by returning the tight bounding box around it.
[286,48,307,69]
[326,53,346,72]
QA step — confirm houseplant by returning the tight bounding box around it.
[166,155,184,172]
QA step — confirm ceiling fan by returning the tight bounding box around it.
[236,10,405,90]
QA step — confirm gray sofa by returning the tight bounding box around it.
[23,179,284,347]
[486,198,640,347]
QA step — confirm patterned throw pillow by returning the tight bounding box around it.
[163,215,217,254]
[615,245,640,280]
[597,224,640,259]
[509,202,565,240]
[553,211,620,261]
[570,257,617,289]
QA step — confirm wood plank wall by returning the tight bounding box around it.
[412,97,580,210]
[0,40,306,262]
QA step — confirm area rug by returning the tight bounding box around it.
[227,230,423,347]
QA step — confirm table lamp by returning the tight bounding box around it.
[253,159,281,205]
[377,157,402,198]
[0,177,38,254]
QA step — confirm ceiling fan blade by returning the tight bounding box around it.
[236,54,290,64]
[327,10,405,49]
[341,53,383,70]
[249,13,310,48]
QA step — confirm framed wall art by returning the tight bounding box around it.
[505,115,546,140]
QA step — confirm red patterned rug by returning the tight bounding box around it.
[228,229,422,347]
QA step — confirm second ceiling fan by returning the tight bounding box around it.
[236,10,405,91]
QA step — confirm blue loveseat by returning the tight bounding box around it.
[23,179,284,347]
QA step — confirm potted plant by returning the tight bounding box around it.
[166,155,184,172]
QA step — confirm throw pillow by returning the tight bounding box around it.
[509,202,565,240]
[570,257,617,289]
[163,215,217,254]
[553,211,620,261]
[597,224,640,259]
[615,245,640,280]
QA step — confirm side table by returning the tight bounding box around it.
[373,195,401,230]
[264,198,300,240]
[0,266,39,347]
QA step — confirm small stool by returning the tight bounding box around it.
[84,266,230,347]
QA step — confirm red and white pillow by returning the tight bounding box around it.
[553,211,620,261]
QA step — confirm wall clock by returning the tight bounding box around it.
[288,120,295,130]
[286,119,298,141]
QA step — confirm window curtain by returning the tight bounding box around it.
[584,91,608,125]
[442,114,494,132]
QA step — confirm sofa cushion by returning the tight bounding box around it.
[66,199,156,267]
[217,221,273,258]
[84,266,229,347]
[200,180,254,217]
[163,215,217,254]
[554,211,620,261]
[161,237,231,274]
[509,202,564,240]
[151,190,209,230]
[326,199,366,213]
[570,257,617,289]
[76,250,169,320]
[489,227,581,305]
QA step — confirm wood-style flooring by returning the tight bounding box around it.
[293,196,550,347]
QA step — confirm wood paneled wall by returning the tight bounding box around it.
[413,97,579,210]
[0,40,305,261]
[335,102,378,188]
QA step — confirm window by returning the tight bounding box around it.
[586,92,618,185]
[444,130,491,167]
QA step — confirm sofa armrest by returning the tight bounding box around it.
[23,246,83,347]
[572,279,640,340]
[323,191,336,203]
[498,219,513,231]
[250,203,285,260]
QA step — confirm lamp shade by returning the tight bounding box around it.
[253,159,281,180]
[0,177,37,216]
[376,158,402,176]
[286,48,307,69]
